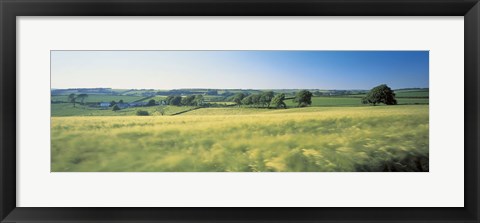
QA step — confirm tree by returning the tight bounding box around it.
[147,99,156,106]
[112,104,120,111]
[251,94,261,107]
[166,95,174,104]
[241,95,253,106]
[194,95,204,106]
[119,99,124,104]
[271,93,287,109]
[260,91,275,107]
[181,95,196,106]
[362,84,397,106]
[68,93,77,107]
[168,95,182,106]
[77,94,88,104]
[239,94,261,107]
[232,93,245,106]
[110,100,117,107]
[293,90,313,107]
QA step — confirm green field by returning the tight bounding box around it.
[51,104,196,116]
[137,96,167,102]
[283,96,428,107]
[344,89,429,98]
[52,95,144,103]
[51,105,429,172]
[395,90,429,98]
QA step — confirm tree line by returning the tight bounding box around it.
[165,95,204,106]
[160,90,314,109]
[62,84,398,109]
[230,90,313,108]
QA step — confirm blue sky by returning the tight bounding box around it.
[51,51,429,90]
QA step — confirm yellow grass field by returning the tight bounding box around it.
[51,105,429,172]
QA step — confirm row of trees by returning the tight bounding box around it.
[67,93,88,107]
[232,91,274,108]
[161,90,314,109]
[230,90,313,108]
[165,95,204,106]
[228,85,396,108]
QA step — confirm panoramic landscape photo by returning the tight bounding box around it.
[51,50,429,172]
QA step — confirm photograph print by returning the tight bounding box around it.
[51,50,429,172]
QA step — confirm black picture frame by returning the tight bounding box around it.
[1,0,479,222]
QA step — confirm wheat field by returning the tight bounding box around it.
[51,105,428,172]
